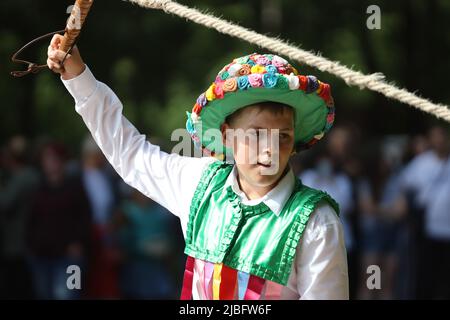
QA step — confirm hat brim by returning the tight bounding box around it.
[196,87,329,155]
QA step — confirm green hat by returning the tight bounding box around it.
[186,53,335,158]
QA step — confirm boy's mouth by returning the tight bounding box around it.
[257,154,272,168]
[256,161,271,168]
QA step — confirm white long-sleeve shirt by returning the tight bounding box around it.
[400,151,450,240]
[62,65,349,300]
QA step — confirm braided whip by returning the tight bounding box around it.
[10,0,94,77]
[60,0,94,53]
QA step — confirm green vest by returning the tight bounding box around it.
[184,161,340,286]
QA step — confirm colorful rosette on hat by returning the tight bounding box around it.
[186,53,336,157]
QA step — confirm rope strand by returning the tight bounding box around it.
[128,0,450,123]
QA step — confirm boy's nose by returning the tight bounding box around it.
[258,152,272,165]
[258,130,279,153]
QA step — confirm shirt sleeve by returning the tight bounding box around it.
[295,201,349,300]
[61,65,216,233]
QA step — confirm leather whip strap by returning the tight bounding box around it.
[11,0,94,78]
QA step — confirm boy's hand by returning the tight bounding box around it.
[47,34,85,80]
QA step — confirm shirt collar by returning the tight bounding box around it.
[224,165,296,216]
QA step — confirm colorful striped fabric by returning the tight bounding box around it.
[180,255,195,300]
[181,255,279,300]
[237,270,250,299]
[204,262,214,299]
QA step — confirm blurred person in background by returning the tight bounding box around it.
[356,137,409,300]
[81,135,116,228]
[113,185,178,299]
[26,142,92,300]
[398,134,429,299]
[80,135,120,299]
[0,136,39,299]
[400,125,450,299]
[408,135,429,160]
[299,126,356,296]
[300,155,354,251]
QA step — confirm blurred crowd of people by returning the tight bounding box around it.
[292,124,450,300]
[1,124,449,300]
[0,135,185,300]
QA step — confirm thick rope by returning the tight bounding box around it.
[128,0,450,123]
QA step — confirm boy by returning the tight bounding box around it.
[47,34,348,299]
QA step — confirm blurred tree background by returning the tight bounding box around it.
[1,0,449,153]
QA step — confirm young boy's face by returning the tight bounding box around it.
[221,104,295,189]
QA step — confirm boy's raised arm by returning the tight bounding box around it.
[48,35,216,228]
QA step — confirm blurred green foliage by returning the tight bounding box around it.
[1,0,449,153]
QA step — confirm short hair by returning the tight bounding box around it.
[224,101,294,126]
